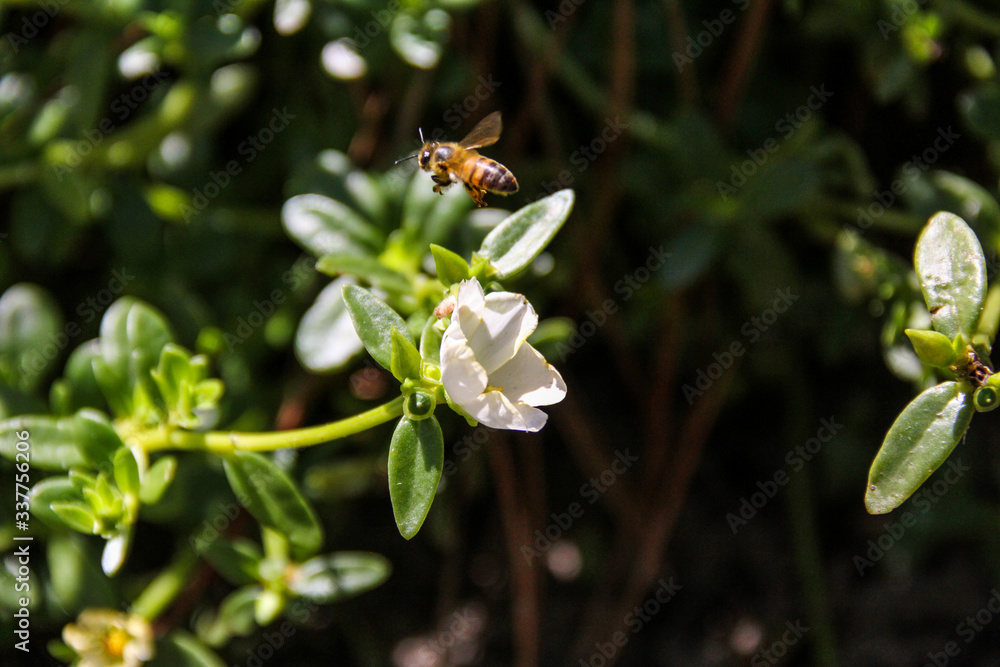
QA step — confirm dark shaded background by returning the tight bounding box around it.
[4,0,1000,665]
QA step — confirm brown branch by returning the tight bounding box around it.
[715,0,773,133]
[662,0,700,105]
[486,434,541,667]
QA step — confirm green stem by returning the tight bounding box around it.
[140,397,404,454]
[131,548,198,621]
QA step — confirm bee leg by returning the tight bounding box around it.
[431,174,450,196]
[464,183,487,207]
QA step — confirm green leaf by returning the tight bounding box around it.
[151,344,190,410]
[281,193,384,257]
[975,284,1000,348]
[316,254,411,295]
[429,244,471,286]
[30,477,83,528]
[0,283,63,392]
[388,416,444,539]
[58,340,106,412]
[866,381,974,514]
[222,451,323,560]
[478,190,574,278]
[199,539,263,586]
[288,551,391,603]
[390,328,422,382]
[419,316,443,363]
[0,412,105,471]
[341,285,414,371]
[74,409,124,467]
[113,447,141,497]
[51,502,99,534]
[904,329,957,368]
[914,212,987,339]
[149,630,226,667]
[140,456,177,505]
[295,277,365,373]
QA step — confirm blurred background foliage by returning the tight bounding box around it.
[4,0,1000,664]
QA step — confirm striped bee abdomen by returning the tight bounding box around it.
[464,157,518,194]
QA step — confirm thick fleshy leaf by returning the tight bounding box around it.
[316,254,411,295]
[914,212,987,339]
[478,190,574,278]
[390,328,422,382]
[288,551,391,603]
[29,477,83,528]
[295,277,365,373]
[281,193,383,257]
[419,316,442,363]
[0,283,63,392]
[223,451,323,560]
[342,285,413,371]
[0,410,119,471]
[904,329,957,368]
[429,244,471,286]
[139,456,177,505]
[199,539,263,586]
[113,447,141,497]
[866,381,974,514]
[388,416,444,539]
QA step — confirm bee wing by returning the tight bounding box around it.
[460,111,503,149]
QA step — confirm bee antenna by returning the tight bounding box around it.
[418,127,425,143]
[394,153,418,165]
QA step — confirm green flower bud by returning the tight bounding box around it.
[904,329,957,368]
[973,385,1000,412]
[404,390,436,420]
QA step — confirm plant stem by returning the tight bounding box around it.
[131,548,198,621]
[140,397,404,454]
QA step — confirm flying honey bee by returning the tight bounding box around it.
[396,111,518,207]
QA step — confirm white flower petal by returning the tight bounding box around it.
[457,277,485,315]
[491,343,567,407]
[462,292,536,373]
[441,319,488,405]
[465,389,549,432]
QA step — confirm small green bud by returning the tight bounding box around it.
[404,391,435,420]
[904,329,957,367]
[974,385,1000,412]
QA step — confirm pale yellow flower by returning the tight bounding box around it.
[62,609,155,667]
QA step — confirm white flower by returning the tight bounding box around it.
[441,278,566,432]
